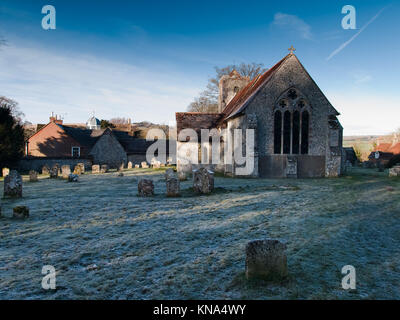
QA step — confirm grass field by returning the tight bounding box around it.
[1,167,400,299]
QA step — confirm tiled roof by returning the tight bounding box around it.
[220,54,290,122]
[176,112,223,136]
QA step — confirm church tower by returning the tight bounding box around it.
[218,70,250,113]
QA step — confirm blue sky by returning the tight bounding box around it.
[0,0,398,135]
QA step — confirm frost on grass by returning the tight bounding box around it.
[0,168,400,299]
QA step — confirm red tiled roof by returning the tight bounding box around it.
[219,54,290,123]
[375,142,400,154]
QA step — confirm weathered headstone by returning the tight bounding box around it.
[29,170,38,182]
[13,206,29,219]
[118,163,125,172]
[141,162,149,169]
[4,170,23,198]
[92,164,100,174]
[152,161,161,169]
[61,165,71,179]
[73,164,82,175]
[127,161,133,169]
[134,164,140,169]
[77,163,85,174]
[2,167,10,177]
[160,163,165,167]
[100,165,109,173]
[42,165,50,175]
[389,166,400,177]
[68,174,79,182]
[193,168,214,194]
[138,179,154,197]
[50,165,59,179]
[165,168,180,197]
[245,239,288,280]
[167,157,173,166]
[166,178,180,197]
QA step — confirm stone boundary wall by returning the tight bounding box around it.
[18,158,92,173]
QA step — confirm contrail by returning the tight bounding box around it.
[327,7,387,61]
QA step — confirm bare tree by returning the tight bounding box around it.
[0,96,24,123]
[187,62,267,113]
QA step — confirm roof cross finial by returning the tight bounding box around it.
[288,45,296,54]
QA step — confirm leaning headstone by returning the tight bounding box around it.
[73,165,82,175]
[2,168,10,177]
[127,161,133,169]
[13,206,29,219]
[68,174,79,182]
[138,179,154,197]
[29,170,38,182]
[92,164,100,174]
[50,165,59,179]
[42,165,50,175]
[118,163,125,172]
[100,165,109,173]
[193,168,214,194]
[134,164,140,169]
[178,171,187,181]
[4,170,23,198]
[245,239,288,280]
[61,165,71,179]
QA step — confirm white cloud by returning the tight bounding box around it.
[0,42,199,125]
[272,13,313,40]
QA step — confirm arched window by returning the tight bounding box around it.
[283,111,291,154]
[292,111,300,154]
[301,111,309,154]
[274,88,310,155]
[274,110,282,154]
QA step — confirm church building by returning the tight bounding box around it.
[175,49,344,178]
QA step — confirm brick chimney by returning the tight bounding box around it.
[49,112,63,124]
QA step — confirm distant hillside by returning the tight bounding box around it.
[344,134,399,161]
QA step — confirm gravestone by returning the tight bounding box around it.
[141,162,149,169]
[138,179,154,197]
[286,156,298,178]
[100,165,109,173]
[134,164,140,169]
[13,206,29,219]
[4,170,23,198]
[389,166,400,177]
[165,169,180,197]
[50,165,59,179]
[2,168,10,177]
[118,163,125,172]
[77,163,85,173]
[92,165,100,174]
[127,161,133,169]
[73,165,83,175]
[42,165,50,175]
[68,174,79,182]
[193,168,214,194]
[62,165,71,179]
[29,170,38,182]
[245,239,288,280]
